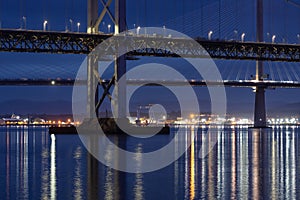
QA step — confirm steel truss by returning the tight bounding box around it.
[0,29,110,54]
[1,29,300,62]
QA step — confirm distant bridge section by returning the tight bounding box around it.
[1,29,300,62]
[0,78,300,88]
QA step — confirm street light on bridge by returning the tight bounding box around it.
[69,19,73,32]
[22,16,26,29]
[208,31,213,40]
[43,20,48,31]
[77,22,80,32]
[267,32,270,42]
[108,24,111,33]
[241,33,245,42]
[234,30,238,40]
[272,35,276,43]
[137,26,141,35]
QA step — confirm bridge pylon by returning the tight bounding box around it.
[253,0,267,128]
[254,85,266,127]
[86,0,127,119]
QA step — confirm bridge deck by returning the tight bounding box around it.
[1,29,300,62]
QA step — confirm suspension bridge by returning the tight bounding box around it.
[0,0,300,128]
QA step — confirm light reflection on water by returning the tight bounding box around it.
[1,126,300,199]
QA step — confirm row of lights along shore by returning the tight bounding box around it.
[5,17,300,43]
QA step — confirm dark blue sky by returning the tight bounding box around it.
[0,0,299,116]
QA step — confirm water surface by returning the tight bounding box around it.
[1,125,300,199]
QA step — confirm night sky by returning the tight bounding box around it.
[0,0,299,116]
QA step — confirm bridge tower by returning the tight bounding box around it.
[87,0,127,119]
[254,0,267,128]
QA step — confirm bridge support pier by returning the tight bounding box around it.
[252,0,268,129]
[254,86,266,128]
[87,0,99,119]
[86,0,128,125]
[87,55,99,118]
[113,0,127,120]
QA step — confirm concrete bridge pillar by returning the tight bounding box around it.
[254,86,266,127]
[253,0,267,128]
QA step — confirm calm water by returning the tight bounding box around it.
[1,125,300,199]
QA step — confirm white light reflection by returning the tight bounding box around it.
[279,129,284,196]
[104,169,114,200]
[207,128,217,199]
[270,129,277,199]
[16,131,20,193]
[173,126,180,198]
[50,134,57,200]
[41,146,49,199]
[133,144,144,200]
[200,129,207,197]
[23,129,29,199]
[231,130,237,199]
[240,130,249,197]
[73,147,83,200]
[217,129,223,198]
[252,130,260,199]
[104,137,116,200]
[290,130,296,200]
[6,130,10,198]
